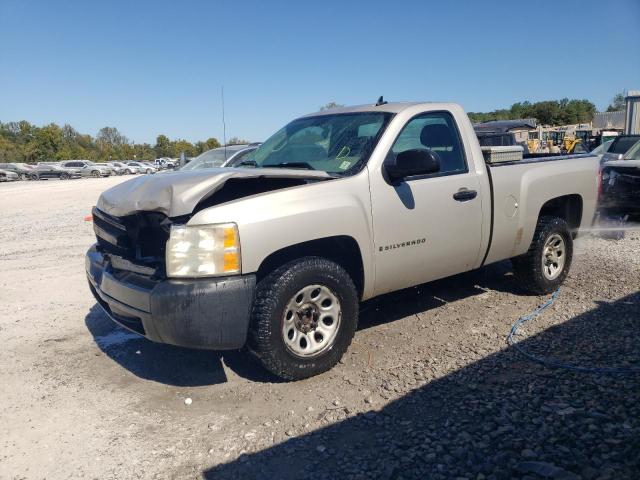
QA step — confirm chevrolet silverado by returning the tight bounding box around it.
[86,101,599,380]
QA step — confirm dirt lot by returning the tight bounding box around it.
[1,177,638,480]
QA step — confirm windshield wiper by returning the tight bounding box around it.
[267,162,316,170]
[237,160,258,167]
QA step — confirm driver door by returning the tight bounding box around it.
[370,111,484,296]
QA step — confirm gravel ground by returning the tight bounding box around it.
[0,177,638,480]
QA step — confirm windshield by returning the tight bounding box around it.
[181,148,238,170]
[623,140,640,160]
[591,140,613,154]
[610,136,640,154]
[250,112,392,174]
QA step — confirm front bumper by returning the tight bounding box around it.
[86,244,256,350]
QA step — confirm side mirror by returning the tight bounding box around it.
[384,149,440,181]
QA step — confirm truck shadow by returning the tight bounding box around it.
[203,291,640,479]
[359,260,522,330]
[83,261,525,386]
[84,305,276,386]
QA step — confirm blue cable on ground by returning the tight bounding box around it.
[508,288,640,375]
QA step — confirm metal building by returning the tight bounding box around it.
[625,90,640,135]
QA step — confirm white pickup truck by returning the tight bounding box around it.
[87,101,599,380]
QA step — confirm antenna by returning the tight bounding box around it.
[221,86,227,158]
[375,95,387,106]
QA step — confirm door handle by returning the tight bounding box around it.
[453,189,477,201]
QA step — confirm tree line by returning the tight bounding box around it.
[0,120,251,163]
[1,93,624,163]
[467,98,597,125]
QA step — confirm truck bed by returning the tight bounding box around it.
[482,153,599,266]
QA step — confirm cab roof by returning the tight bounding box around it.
[299,102,456,118]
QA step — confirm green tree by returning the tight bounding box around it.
[320,102,344,111]
[171,139,198,158]
[607,92,626,112]
[226,136,249,146]
[29,123,64,161]
[154,134,172,157]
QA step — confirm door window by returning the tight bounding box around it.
[392,112,467,175]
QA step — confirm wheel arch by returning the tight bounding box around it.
[256,236,365,299]
[537,194,583,238]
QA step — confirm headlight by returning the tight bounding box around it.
[166,223,241,278]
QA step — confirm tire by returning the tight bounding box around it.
[511,216,573,295]
[91,170,101,178]
[19,173,28,181]
[248,257,359,380]
[59,172,70,180]
[30,174,39,181]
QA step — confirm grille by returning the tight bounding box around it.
[92,207,170,272]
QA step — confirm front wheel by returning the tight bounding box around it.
[248,257,359,380]
[20,173,28,181]
[59,172,70,180]
[511,216,573,294]
[91,170,101,178]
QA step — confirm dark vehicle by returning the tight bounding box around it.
[60,160,112,178]
[474,120,533,155]
[32,163,82,180]
[0,162,35,180]
[601,135,640,163]
[599,140,640,221]
[180,144,260,171]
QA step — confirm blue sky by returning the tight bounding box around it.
[1,0,639,144]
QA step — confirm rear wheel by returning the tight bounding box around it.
[511,216,573,294]
[19,173,28,181]
[248,257,359,380]
[30,173,39,181]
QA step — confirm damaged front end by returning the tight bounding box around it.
[92,168,335,277]
[96,167,333,218]
[86,168,337,350]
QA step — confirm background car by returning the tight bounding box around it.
[599,139,640,224]
[179,144,261,171]
[109,161,139,174]
[0,169,20,182]
[32,163,82,180]
[601,135,640,163]
[155,157,176,169]
[104,162,125,175]
[125,161,156,174]
[60,160,111,177]
[0,162,35,180]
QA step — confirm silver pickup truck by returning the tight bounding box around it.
[86,102,599,380]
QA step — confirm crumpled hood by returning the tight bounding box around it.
[97,167,332,218]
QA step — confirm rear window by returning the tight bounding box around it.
[610,136,640,154]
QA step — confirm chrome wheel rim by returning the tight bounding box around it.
[282,284,341,358]
[542,233,565,280]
